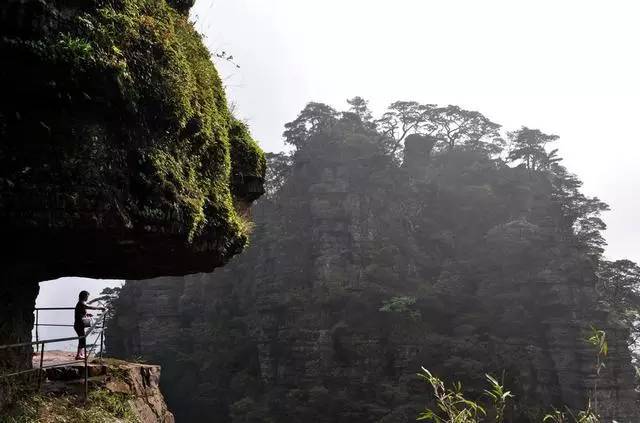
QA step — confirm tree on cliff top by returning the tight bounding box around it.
[431,105,503,154]
[283,102,339,149]
[376,101,437,156]
[508,127,560,171]
[347,96,373,123]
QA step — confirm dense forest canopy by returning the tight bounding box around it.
[275,97,635,308]
[277,96,637,321]
[275,97,611,259]
[299,95,639,341]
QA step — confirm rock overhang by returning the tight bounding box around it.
[0,0,265,281]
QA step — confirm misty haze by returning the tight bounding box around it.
[1,1,639,422]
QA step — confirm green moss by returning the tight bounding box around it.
[229,118,267,201]
[0,0,266,264]
[230,119,267,179]
[69,0,237,240]
[3,390,137,423]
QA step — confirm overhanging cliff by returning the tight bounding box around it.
[0,0,265,406]
[0,0,265,280]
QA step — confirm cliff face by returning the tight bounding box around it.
[108,126,638,422]
[0,0,265,405]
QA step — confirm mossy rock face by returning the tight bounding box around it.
[229,118,267,203]
[0,0,265,280]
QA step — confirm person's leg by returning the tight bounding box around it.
[74,326,85,359]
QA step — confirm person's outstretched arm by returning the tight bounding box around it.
[86,304,106,311]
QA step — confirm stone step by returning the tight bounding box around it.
[42,375,109,395]
[44,364,108,381]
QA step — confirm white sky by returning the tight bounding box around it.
[40,1,638,314]
[193,0,640,263]
[36,278,121,350]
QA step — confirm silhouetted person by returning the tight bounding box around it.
[74,290,104,360]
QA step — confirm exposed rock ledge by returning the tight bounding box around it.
[5,351,175,422]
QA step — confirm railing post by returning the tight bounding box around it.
[37,342,45,389]
[83,342,88,401]
[99,314,105,359]
[35,309,39,353]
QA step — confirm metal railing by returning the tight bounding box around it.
[0,307,107,400]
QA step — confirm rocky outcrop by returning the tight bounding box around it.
[0,0,265,407]
[84,358,175,423]
[4,352,175,422]
[0,273,39,408]
[108,127,639,422]
[0,0,265,281]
